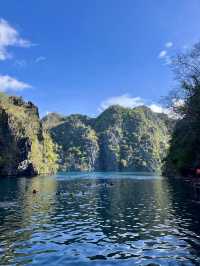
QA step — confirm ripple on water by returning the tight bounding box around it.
[0,174,200,265]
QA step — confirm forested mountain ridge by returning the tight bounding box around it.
[43,105,173,172]
[0,92,173,177]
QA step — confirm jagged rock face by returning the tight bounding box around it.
[96,106,171,172]
[50,116,99,171]
[0,94,58,177]
[44,105,172,172]
[98,128,121,171]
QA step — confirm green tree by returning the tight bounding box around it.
[164,42,200,175]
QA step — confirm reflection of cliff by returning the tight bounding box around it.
[0,176,57,264]
[152,177,174,219]
[94,177,175,241]
[166,178,200,257]
[1,175,200,264]
[20,175,57,221]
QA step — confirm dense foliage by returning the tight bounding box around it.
[0,93,58,177]
[164,43,200,176]
[43,105,172,172]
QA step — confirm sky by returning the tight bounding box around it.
[1,0,200,117]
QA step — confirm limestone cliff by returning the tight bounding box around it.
[43,105,172,172]
[0,93,58,177]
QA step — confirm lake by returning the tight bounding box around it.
[0,172,200,265]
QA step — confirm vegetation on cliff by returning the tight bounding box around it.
[49,115,99,171]
[0,92,174,176]
[0,93,58,177]
[43,105,172,172]
[164,43,200,176]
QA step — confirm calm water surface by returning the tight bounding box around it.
[0,172,200,265]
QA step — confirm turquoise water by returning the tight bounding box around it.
[0,172,200,265]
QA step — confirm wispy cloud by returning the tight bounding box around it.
[148,104,168,113]
[158,53,171,65]
[0,75,32,92]
[99,94,144,112]
[0,18,32,60]
[158,50,167,59]
[14,59,27,68]
[165,42,173,48]
[35,56,46,63]
[99,94,169,114]
[158,41,174,65]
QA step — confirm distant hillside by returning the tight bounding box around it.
[0,93,58,177]
[43,105,173,172]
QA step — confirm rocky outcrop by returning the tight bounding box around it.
[0,93,58,177]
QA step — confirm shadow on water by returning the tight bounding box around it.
[166,178,200,262]
[0,173,200,265]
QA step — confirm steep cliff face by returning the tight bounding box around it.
[0,93,172,176]
[95,106,171,172]
[44,105,172,172]
[49,115,99,171]
[0,93,58,177]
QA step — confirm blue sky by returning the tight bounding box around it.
[1,0,200,117]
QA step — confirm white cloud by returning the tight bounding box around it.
[165,42,173,48]
[158,50,172,65]
[158,42,174,64]
[35,56,46,63]
[99,94,169,114]
[158,50,167,59]
[0,75,31,92]
[148,104,169,114]
[99,94,144,112]
[0,18,31,60]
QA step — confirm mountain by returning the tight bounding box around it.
[0,93,58,177]
[43,105,173,172]
[0,92,173,176]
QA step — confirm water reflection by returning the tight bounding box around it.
[0,173,199,265]
[0,176,57,265]
[167,178,200,262]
